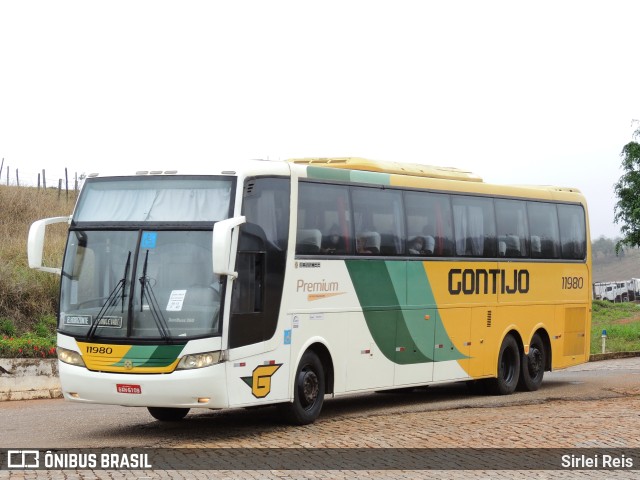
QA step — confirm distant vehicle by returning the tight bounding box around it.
[594,281,630,302]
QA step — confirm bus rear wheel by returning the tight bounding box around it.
[147,407,190,422]
[487,334,520,395]
[517,333,546,392]
[279,350,325,425]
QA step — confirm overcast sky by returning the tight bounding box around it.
[1,1,639,239]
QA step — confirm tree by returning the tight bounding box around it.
[592,235,618,258]
[614,121,640,253]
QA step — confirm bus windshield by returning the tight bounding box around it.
[59,176,234,341]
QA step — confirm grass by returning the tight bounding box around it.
[591,300,640,354]
[0,184,74,357]
[0,185,75,335]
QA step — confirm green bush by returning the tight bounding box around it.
[0,318,17,337]
[34,314,57,338]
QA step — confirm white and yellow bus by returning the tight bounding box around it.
[28,158,591,424]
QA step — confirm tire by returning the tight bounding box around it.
[147,407,190,422]
[517,333,546,392]
[486,335,520,395]
[279,350,325,425]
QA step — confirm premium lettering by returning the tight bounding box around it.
[448,268,529,295]
[296,279,339,293]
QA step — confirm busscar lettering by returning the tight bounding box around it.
[448,268,530,295]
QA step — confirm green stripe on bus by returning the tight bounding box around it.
[345,260,465,364]
[306,166,352,182]
[306,166,391,186]
[139,344,185,367]
[350,170,391,185]
[111,344,184,368]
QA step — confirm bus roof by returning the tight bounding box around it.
[288,157,584,204]
[289,157,483,182]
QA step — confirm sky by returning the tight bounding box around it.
[1,1,639,239]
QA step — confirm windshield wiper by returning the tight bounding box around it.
[139,250,171,341]
[87,251,131,340]
[121,251,131,312]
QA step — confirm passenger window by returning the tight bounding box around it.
[352,187,405,255]
[297,182,352,255]
[404,191,454,256]
[452,196,497,257]
[527,202,560,259]
[495,199,529,258]
[558,204,586,260]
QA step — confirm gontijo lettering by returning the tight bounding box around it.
[448,268,530,295]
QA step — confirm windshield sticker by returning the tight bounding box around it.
[95,316,123,328]
[166,290,187,311]
[64,314,92,326]
[141,231,158,249]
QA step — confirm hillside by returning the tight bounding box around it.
[592,247,640,283]
[0,185,75,333]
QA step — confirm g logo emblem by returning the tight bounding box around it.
[124,360,133,370]
[241,364,282,398]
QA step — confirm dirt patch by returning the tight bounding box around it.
[612,314,640,325]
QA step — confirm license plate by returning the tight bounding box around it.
[116,384,142,394]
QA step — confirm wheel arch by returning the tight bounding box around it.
[502,328,524,357]
[306,342,335,395]
[294,338,335,395]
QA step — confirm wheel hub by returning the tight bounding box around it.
[528,347,543,376]
[300,370,319,407]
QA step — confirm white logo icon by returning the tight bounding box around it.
[8,450,40,469]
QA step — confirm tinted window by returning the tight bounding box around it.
[452,196,497,257]
[352,187,405,255]
[297,182,352,255]
[558,204,586,260]
[404,191,454,256]
[527,202,560,259]
[495,199,529,258]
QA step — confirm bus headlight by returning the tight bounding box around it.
[57,347,86,367]
[176,351,222,370]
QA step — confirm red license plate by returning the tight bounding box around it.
[117,384,142,394]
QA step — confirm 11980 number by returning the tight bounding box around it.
[562,276,584,289]
[85,346,113,355]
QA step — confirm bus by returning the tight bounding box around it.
[28,158,591,424]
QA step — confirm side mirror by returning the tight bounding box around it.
[212,216,246,278]
[27,216,71,275]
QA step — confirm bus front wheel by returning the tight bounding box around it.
[487,335,520,395]
[518,333,546,392]
[147,407,190,422]
[279,350,325,425]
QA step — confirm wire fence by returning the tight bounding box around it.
[0,158,82,194]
